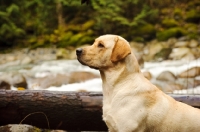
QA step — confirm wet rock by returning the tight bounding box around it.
[130,42,144,67]
[176,78,200,89]
[174,41,189,47]
[36,54,57,62]
[189,39,199,48]
[167,38,177,47]
[5,54,16,62]
[30,74,70,89]
[30,72,99,89]
[142,71,152,80]
[178,67,200,78]
[194,79,200,87]
[130,42,145,52]
[181,52,196,60]
[0,80,11,90]
[0,54,5,64]
[177,36,189,41]
[154,81,183,93]
[162,83,183,92]
[68,71,100,84]
[154,48,172,61]
[156,71,177,82]
[0,72,27,89]
[136,53,144,68]
[191,47,200,58]
[143,41,166,61]
[169,47,195,60]
[20,56,32,65]
[56,48,70,59]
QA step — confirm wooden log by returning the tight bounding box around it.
[0,90,106,131]
[168,94,200,108]
[0,90,200,131]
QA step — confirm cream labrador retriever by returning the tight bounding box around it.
[76,34,200,132]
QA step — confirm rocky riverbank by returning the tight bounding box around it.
[0,38,199,93]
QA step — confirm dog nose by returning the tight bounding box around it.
[76,48,83,56]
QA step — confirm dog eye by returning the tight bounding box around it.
[98,43,104,48]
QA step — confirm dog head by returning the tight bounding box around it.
[76,34,132,70]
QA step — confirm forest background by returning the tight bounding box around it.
[0,0,199,51]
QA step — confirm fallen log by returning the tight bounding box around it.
[0,90,200,131]
[0,90,106,131]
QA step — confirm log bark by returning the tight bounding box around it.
[0,90,106,131]
[0,90,200,131]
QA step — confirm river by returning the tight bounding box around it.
[1,58,199,94]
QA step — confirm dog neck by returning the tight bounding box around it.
[100,53,141,98]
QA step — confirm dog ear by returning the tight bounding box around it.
[111,37,131,62]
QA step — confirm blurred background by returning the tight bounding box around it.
[0,0,199,93]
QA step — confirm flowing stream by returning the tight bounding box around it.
[1,59,200,93]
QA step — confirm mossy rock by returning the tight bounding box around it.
[154,48,172,61]
[156,27,187,41]
[185,9,200,23]
[161,18,179,28]
[183,23,199,39]
[187,33,199,40]
[173,8,183,20]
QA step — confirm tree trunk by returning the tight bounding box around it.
[56,0,65,29]
[0,90,200,131]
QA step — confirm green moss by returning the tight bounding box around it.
[154,48,172,61]
[185,9,200,23]
[156,27,187,41]
[184,23,198,33]
[161,18,179,28]
[187,33,199,39]
[131,23,155,40]
[138,23,155,35]
[132,37,144,42]
[173,8,183,19]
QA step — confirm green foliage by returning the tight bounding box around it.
[156,27,187,41]
[161,18,179,28]
[185,9,200,23]
[0,0,199,49]
[0,3,25,41]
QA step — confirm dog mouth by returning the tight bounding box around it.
[77,57,87,65]
[77,58,99,70]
